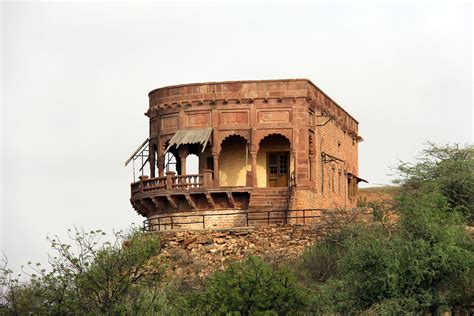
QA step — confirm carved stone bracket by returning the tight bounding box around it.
[184,194,196,209]
[227,192,236,208]
[166,195,178,209]
[206,193,216,208]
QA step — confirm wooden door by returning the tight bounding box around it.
[267,152,289,187]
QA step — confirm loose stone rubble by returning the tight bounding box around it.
[155,225,317,280]
[154,207,372,281]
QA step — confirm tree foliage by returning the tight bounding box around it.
[394,142,474,223]
[298,143,474,314]
[1,227,164,315]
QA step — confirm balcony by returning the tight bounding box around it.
[130,171,252,217]
[131,173,205,195]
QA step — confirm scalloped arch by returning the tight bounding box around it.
[217,132,249,154]
[256,132,292,150]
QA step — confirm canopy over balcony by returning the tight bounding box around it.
[165,127,213,153]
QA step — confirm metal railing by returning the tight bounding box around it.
[143,209,323,232]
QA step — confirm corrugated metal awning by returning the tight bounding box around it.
[348,173,368,184]
[165,128,213,153]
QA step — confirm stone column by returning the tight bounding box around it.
[292,150,297,186]
[203,169,213,188]
[178,146,189,176]
[139,175,149,193]
[180,156,186,176]
[250,151,257,187]
[165,171,175,190]
[213,154,219,187]
[149,148,156,178]
[158,156,165,177]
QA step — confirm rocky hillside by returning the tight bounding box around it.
[154,208,373,281]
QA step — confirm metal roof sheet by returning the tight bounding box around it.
[165,128,213,153]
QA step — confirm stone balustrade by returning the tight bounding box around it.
[132,172,212,195]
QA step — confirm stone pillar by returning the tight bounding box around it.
[178,146,189,176]
[180,156,186,176]
[139,175,149,193]
[165,171,175,190]
[149,148,156,178]
[250,151,257,187]
[203,169,213,188]
[292,150,297,186]
[213,154,220,187]
[211,128,220,187]
[158,156,165,177]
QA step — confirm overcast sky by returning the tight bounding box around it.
[1,1,472,274]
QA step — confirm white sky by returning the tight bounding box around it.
[1,1,472,274]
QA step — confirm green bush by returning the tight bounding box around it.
[186,256,307,315]
[299,193,473,314]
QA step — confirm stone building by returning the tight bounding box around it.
[127,79,366,231]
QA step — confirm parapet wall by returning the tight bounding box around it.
[147,79,359,137]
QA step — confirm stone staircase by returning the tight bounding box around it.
[247,188,290,225]
[248,188,290,211]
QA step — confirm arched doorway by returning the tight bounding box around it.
[257,134,292,188]
[219,135,248,187]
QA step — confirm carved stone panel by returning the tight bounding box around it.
[218,111,249,127]
[186,111,211,128]
[161,115,178,133]
[257,109,291,124]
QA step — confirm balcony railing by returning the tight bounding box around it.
[131,171,211,195]
[143,177,167,191]
[172,174,204,190]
